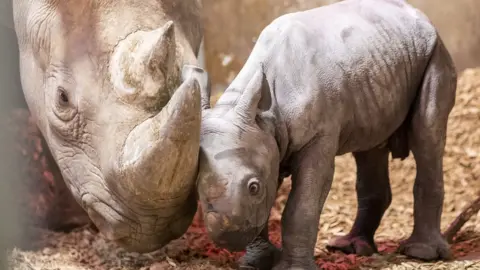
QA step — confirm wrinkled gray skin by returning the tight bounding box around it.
[12,0,206,252]
[197,0,457,269]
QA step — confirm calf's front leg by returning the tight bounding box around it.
[273,138,337,270]
[239,178,285,270]
[238,223,281,270]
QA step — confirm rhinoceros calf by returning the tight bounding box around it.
[12,0,207,252]
[196,0,457,269]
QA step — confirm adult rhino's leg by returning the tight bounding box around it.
[327,146,391,256]
[397,39,456,261]
[239,178,284,270]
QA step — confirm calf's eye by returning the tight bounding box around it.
[247,179,260,196]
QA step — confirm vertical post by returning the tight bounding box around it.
[0,0,26,268]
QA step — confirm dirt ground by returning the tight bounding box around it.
[5,61,480,269]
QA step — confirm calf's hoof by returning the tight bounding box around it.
[238,242,281,270]
[326,235,377,256]
[272,259,318,270]
[397,234,452,261]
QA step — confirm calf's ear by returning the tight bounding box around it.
[235,67,272,122]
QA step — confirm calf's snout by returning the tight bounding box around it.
[204,211,261,251]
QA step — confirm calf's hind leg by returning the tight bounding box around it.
[397,39,457,261]
[326,146,392,256]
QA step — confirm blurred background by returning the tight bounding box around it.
[202,0,480,97]
[0,0,478,269]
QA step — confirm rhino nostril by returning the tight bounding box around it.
[206,202,215,212]
[205,211,222,235]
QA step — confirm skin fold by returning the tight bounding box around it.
[12,0,207,252]
[196,0,457,269]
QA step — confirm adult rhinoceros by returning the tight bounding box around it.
[12,0,206,252]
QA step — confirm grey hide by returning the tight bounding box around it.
[196,0,457,269]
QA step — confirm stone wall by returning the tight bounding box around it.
[202,0,480,92]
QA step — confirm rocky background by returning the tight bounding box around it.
[0,0,479,269]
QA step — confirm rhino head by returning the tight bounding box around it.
[197,66,285,251]
[13,0,205,252]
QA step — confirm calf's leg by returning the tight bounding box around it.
[273,138,337,270]
[397,38,457,261]
[239,178,285,270]
[238,224,282,270]
[327,146,391,256]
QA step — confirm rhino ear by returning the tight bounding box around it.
[182,65,211,110]
[140,21,176,77]
[235,67,272,122]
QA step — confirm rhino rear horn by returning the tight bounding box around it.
[139,20,176,77]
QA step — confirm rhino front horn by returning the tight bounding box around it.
[115,74,202,207]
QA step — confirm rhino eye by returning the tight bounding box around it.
[57,87,70,106]
[52,86,77,122]
[247,179,260,196]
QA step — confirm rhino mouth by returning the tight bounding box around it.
[86,200,132,241]
[203,211,264,252]
[83,188,197,253]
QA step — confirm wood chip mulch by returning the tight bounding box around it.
[7,67,480,269]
